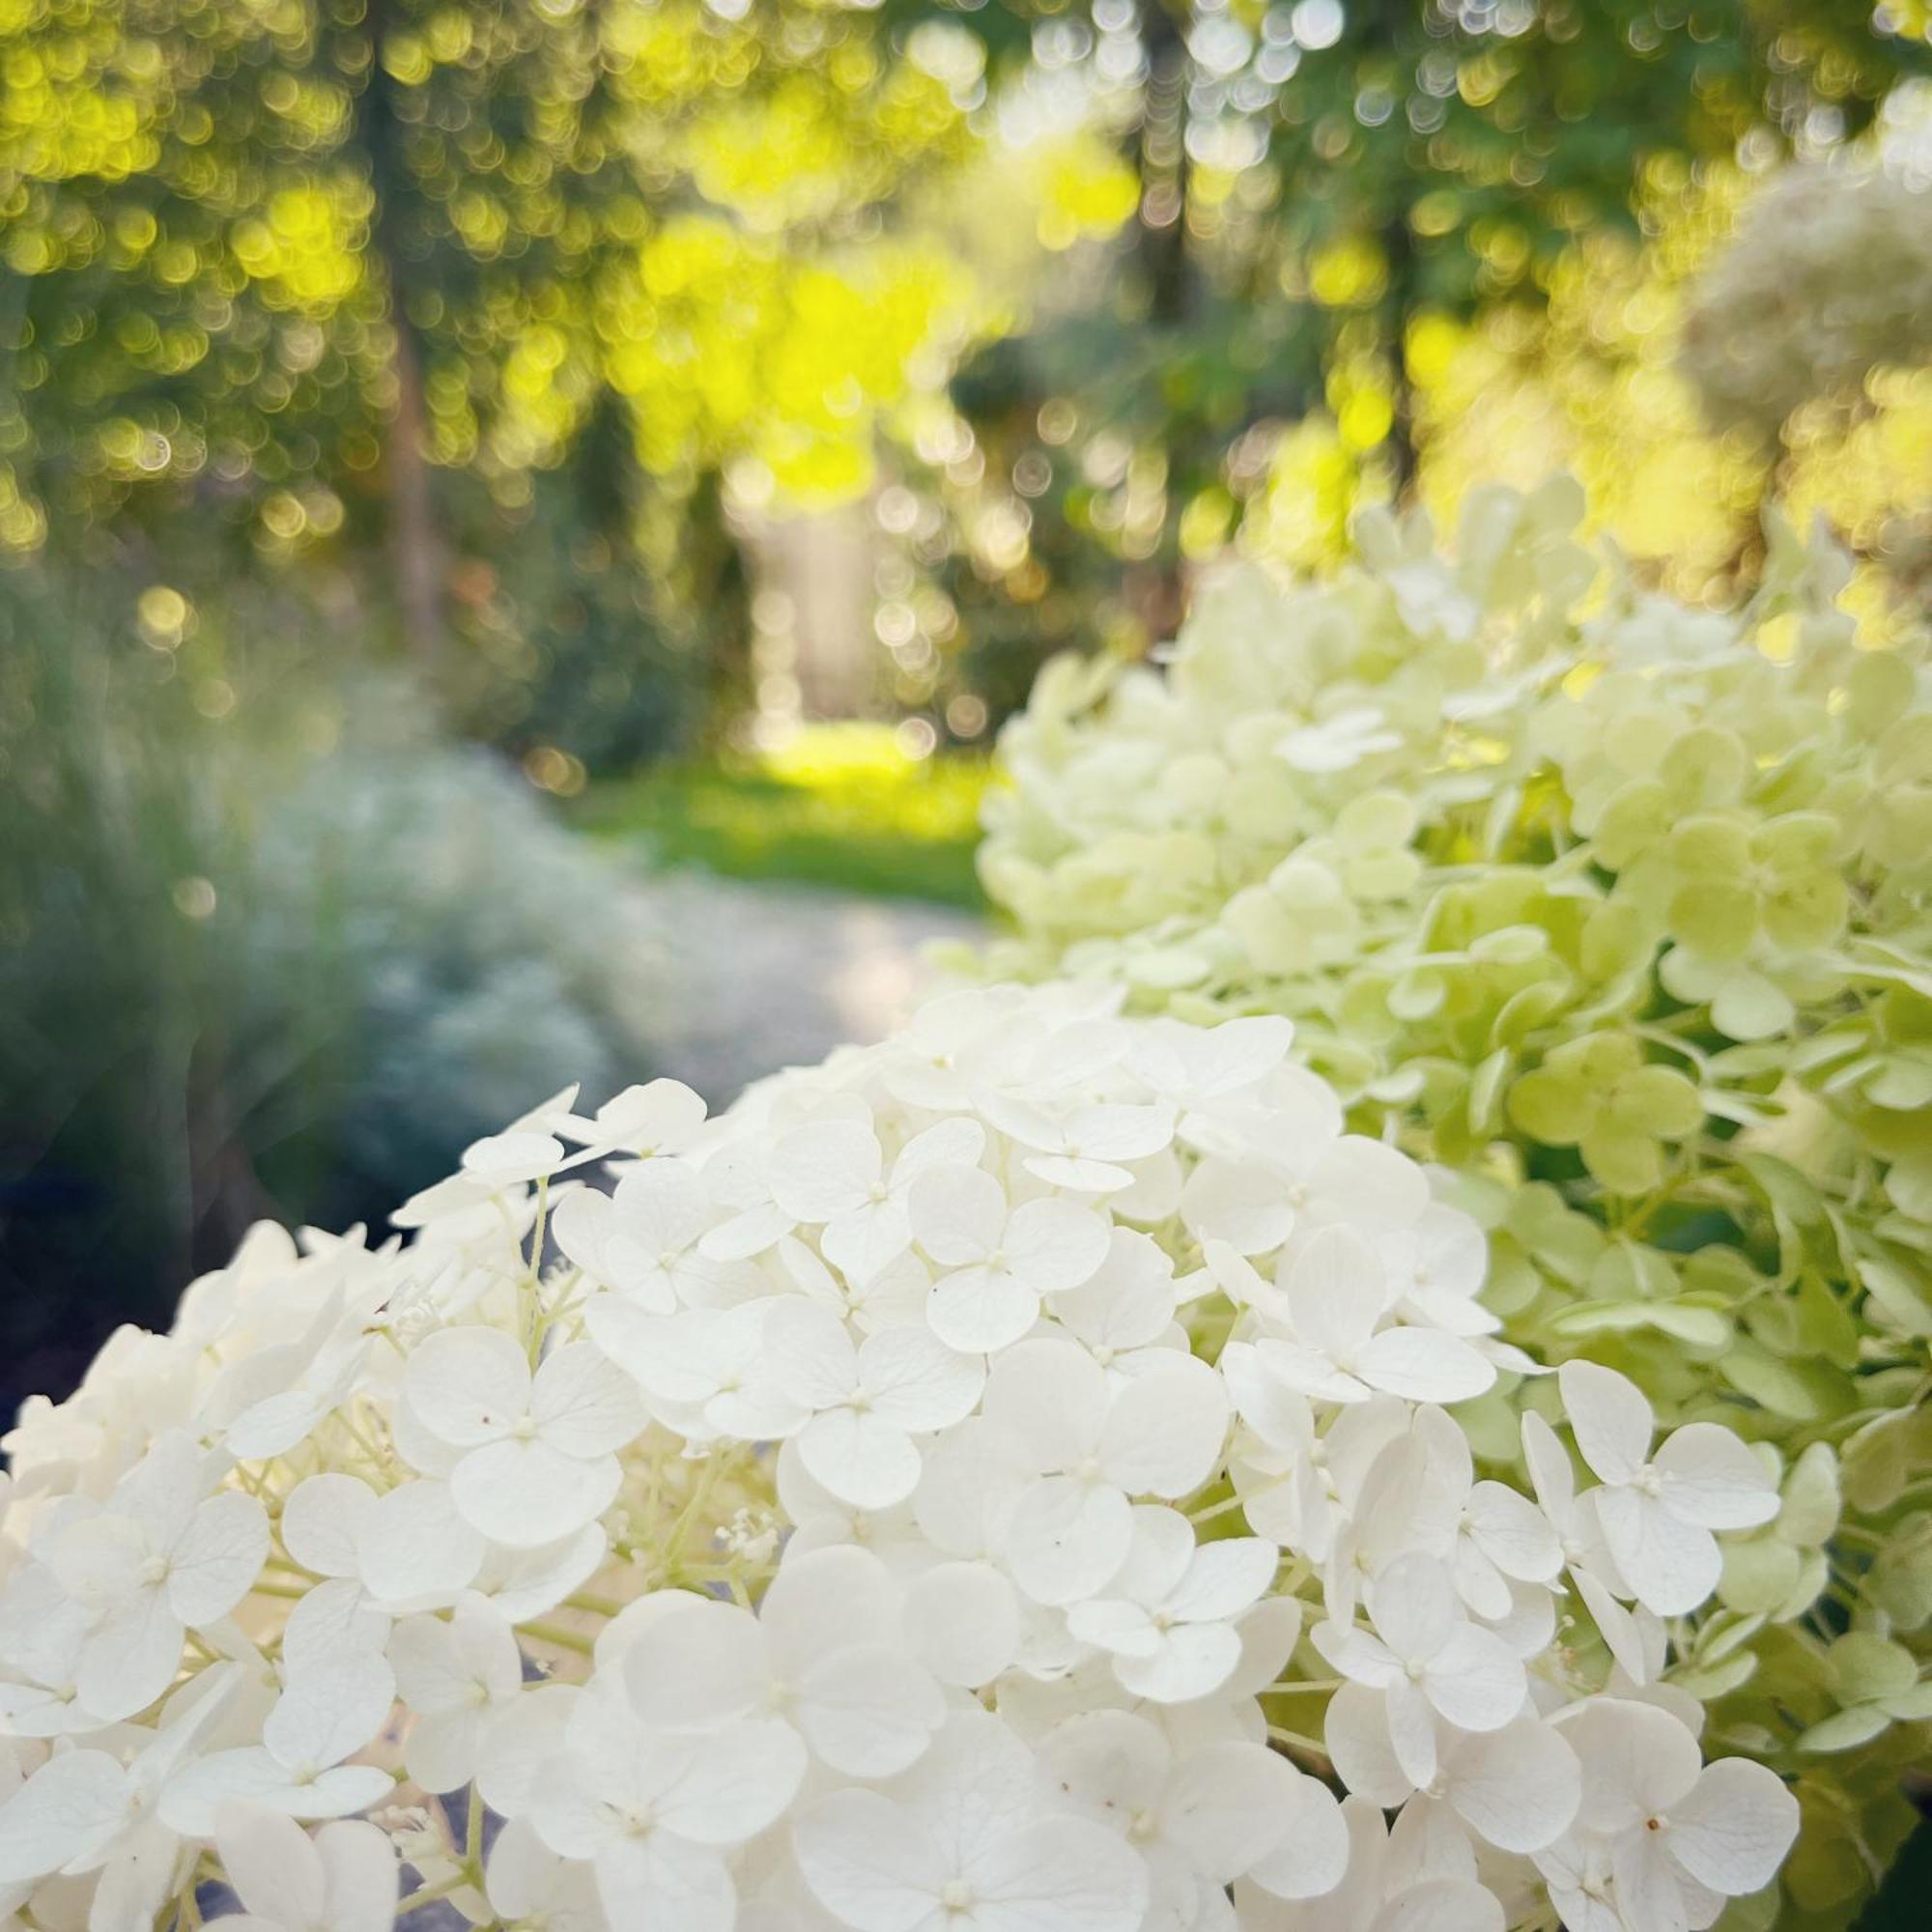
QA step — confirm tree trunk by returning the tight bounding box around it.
[383,307,444,661]
[1370,0,1418,499]
[351,0,446,664]
[1134,0,1194,645]
[1137,1,1193,331]
[1380,200,1419,498]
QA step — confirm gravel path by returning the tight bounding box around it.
[645,870,985,1103]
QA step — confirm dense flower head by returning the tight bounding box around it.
[0,986,1802,1931]
[971,484,1932,1924]
[1677,159,1932,440]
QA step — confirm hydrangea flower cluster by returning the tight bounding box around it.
[971,485,1932,1925]
[0,986,1800,1932]
[1678,160,1932,440]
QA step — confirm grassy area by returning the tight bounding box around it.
[575,723,992,909]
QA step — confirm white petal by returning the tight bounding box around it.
[914,1417,1033,1558]
[1006,1477,1133,1606]
[1422,1626,1524,1734]
[530,1342,648,1458]
[1310,1136,1432,1229]
[1594,1488,1720,1617]
[1609,1826,1692,1932]
[801,1409,922,1511]
[1386,1679,1438,1792]
[1099,1356,1230,1498]
[1040,1709,1168,1818]
[1164,1740,1306,1883]
[794,1788,943,1931]
[1668,1758,1800,1896]
[970,1814,1150,1929]
[983,1339,1109,1475]
[282,1475,378,1580]
[1179,1159,1296,1255]
[79,1589,184,1719]
[1244,1768,1351,1899]
[170,1492,270,1625]
[1520,1411,1576,1517]
[405,1326,530,1449]
[283,1577,390,1672]
[772,1120,883,1222]
[765,1544,899,1659]
[1464,1482,1562,1583]
[1006,1198,1111,1293]
[158,1749,290,1836]
[1313,1624,1404,1691]
[588,1301,726,1406]
[1367,1553,1458,1664]
[593,1833,735,1932]
[215,1803,324,1923]
[622,1596,765,1730]
[609,1156,711,1257]
[1442,1718,1580,1854]
[904,1560,1022,1688]
[764,1298,862,1409]
[1555,1697,1701,1833]
[1366,1878,1503,1932]
[1165,1540,1276,1622]
[1113,1621,1243,1703]
[452,1437,619,1548]
[405,1707,488,1797]
[657,1718,807,1848]
[861,1325,985,1434]
[908,1164,1007,1265]
[926,1264,1040,1354]
[0,1750,129,1885]
[1653,1424,1778,1531]
[387,1615,470,1719]
[1358,1327,1494,1405]
[477,1683,580,1819]
[1323,1683,1411,1806]
[317,1818,401,1932]
[266,1650,395,1770]
[1575,1567,1650,1685]
[1253,1339,1371,1406]
[1557,1361,1654,1486]
[1287,1228,1384,1357]
[486,1522,610,1625]
[798,1642,946,1776]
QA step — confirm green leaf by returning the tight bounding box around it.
[1551,1300,1731,1348]
[1797,1707,1891,1754]
[1719,1538,1803,1616]
[1828,1634,1917,1705]
[1860,1256,1932,1338]
[1719,1343,1856,1422]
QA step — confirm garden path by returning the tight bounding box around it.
[645,869,985,1105]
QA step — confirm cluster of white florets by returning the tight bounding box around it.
[0,986,1800,1932]
[1679,158,1932,439]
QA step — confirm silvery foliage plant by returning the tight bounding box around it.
[0,985,1799,1932]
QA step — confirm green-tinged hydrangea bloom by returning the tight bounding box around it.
[967,476,1932,1929]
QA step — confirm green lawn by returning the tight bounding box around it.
[574,725,991,909]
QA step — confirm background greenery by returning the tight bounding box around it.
[2,0,1927,1492]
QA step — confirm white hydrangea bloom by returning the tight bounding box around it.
[0,985,1800,1931]
[1679,158,1932,439]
